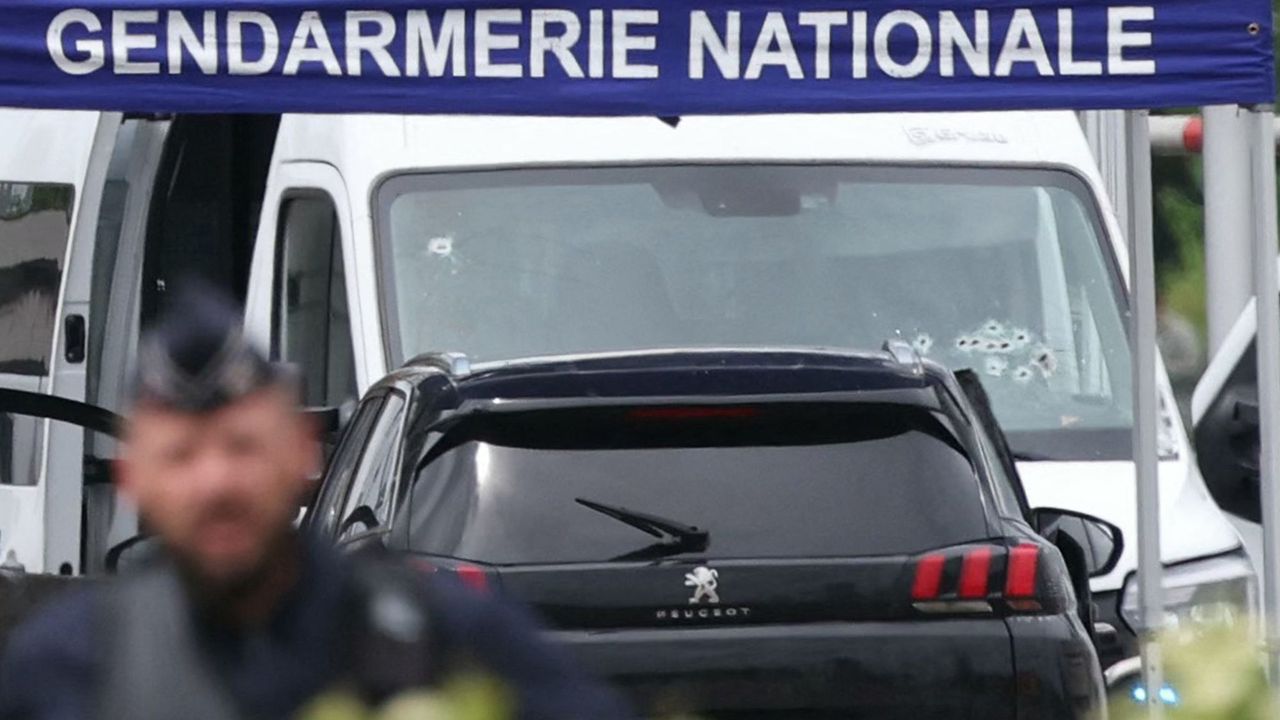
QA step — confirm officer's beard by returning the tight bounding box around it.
[172,527,302,628]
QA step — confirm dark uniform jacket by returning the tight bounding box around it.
[0,544,629,720]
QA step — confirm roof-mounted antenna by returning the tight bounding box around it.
[882,339,924,375]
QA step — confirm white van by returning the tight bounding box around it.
[0,109,1253,681]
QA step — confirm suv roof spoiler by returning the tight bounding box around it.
[405,351,472,377]
[882,339,924,375]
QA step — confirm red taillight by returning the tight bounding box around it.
[911,554,946,600]
[455,563,490,593]
[957,547,993,599]
[626,406,761,421]
[910,543,1050,615]
[1005,544,1041,598]
[412,558,490,593]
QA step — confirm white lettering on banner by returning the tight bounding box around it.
[113,10,159,74]
[797,12,844,80]
[1058,9,1102,76]
[1109,6,1157,75]
[531,9,584,78]
[48,9,104,75]
[168,10,217,74]
[474,9,522,78]
[745,12,803,80]
[405,10,466,77]
[613,10,659,79]
[995,8,1054,77]
[42,6,1159,83]
[851,11,868,79]
[226,11,278,75]
[283,11,341,76]
[588,9,605,77]
[875,10,931,79]
[347,11,400,77]
[939,10,989,78]
[689,10,739,80]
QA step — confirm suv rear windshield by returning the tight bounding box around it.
[400,405,992,564]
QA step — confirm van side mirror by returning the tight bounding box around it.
[1195,384,1262,522]
[1030,507,1124,578]
[1192,303,1263,522]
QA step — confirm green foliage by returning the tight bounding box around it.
[294,674,515,720]
[1108,623,1275,720]
[1153,158,1206,333]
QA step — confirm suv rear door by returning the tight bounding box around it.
[388,402,1023,715]
[397,402,1003,620]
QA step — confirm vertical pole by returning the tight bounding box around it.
[1249,105,1280,685]
[1205,105,1255,353]
[1126,109,1165,716]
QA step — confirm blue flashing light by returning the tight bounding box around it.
[1130,684,1180,706]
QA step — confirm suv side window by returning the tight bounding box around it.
[336,393,407,543]
[275,194,356,408]
[309,395,384,538]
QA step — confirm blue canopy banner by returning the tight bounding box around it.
[0,1,1273,115]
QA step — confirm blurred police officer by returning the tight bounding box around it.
[0,284,629,720]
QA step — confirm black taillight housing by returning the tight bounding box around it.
[910,542,1074,616]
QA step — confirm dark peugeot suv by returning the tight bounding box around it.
[306,347,1119,719]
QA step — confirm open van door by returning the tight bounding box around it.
[1192,273,1280,522]
[0,109,279,576]
[0,110,119,575]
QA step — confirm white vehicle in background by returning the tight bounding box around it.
[0,109,1255,685]
[1193,272,1280,524]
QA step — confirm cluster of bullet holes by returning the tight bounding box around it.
[911,320,1058,386]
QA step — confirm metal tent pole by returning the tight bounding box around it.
[1248,105,1280,685]
[1205,105,1255,354]
[1126,109,1165,716]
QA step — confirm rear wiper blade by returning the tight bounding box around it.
[575,498,709,550]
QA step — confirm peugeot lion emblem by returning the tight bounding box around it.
[656,566,748,621]
[685,566,720,605]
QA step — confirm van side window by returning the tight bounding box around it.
[0,182,73,486]
[0,183,73,377]
[275,194,356,409]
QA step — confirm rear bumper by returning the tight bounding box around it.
[552,620,1021,719]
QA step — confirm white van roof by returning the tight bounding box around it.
[0,109,101,185]
[273,111,1101,195]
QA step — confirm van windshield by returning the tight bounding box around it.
[377,166,1132,460]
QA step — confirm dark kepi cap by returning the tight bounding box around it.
[132,282,287,412]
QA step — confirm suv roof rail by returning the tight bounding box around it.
[882,339,924,376]
[406,351,472,377]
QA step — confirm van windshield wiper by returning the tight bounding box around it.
[575,498,709,559]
